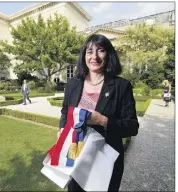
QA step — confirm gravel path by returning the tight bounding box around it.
[120,99,175,191]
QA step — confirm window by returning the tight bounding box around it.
[0,76,5,81]
[67,65,73,80]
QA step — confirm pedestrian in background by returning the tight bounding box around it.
[21,79,31,105]
[163,79,171,107]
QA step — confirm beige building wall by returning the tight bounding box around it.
[9,2,90,43]
[0,18,10,42]
[0,16,11,79]
[63,3,89,31]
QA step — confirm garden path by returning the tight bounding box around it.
[0,93,64,118]
[120,99,175,191]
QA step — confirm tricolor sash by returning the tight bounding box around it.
[48,106,91,166]
[41,106,119,191]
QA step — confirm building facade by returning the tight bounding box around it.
[0,2,91,81]
[81,9,175,42]
[0,2,175,82]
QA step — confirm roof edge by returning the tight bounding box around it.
[68,2,92,22]
[8,2,91,23]
[0,12,9,20]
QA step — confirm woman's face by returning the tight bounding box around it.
[85,43,107,73]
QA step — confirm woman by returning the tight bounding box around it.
[59,34,139,191]
[163,79,171,107]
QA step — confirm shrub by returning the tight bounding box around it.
[143,85,151,96]
[133,84,151,96]
[28,80,36,90]
[133,88,145,96]
[56,82,66,91]
[47,97,63,107]
[44,84,56,93]
[4,96,14,100]
[171,87,175,96]
[0,108,59,127]
[35,87,45,93]
[136,99,152,116]
[52,97,64,100]
[135,81,147,88]
[0,98,23,106]
[0,81,13,91]
[150,89,163,97]
[0,90,19,94]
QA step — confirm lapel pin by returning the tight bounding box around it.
[105,92,109,97]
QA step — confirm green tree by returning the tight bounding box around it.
[0,50,11,71]
[163,29,175,85]
[141,63,165,89]
[117,24,174,88]
[0,13,86,85]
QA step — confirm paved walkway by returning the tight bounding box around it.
[0,93,64,118]
[1,96,175,191]
[120,99,175,191]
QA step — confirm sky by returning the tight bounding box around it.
[0,2,175,27]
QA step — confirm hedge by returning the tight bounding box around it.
[0,108,59,127]
[47,97,64,107]
[133,88,145,95]
[0,93,56,107]
[2,93,54,98]
[134,96,161,101]
[0,98,23,107]
[136,99,152,116]
[150,89,163,97]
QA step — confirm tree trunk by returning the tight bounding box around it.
[46,75,53,87]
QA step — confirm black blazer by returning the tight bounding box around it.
[60,75,139,153]
[60,75,139,189]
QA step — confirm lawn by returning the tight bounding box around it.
[0,116,65,191]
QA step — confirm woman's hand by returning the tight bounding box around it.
[87,110,108,127]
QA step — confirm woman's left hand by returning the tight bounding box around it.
[87,110,108,127]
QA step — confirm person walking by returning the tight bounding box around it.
[163,79,171,107]
[21,79,31,105]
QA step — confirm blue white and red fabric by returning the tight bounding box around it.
[41,106,91,188]
[41,106,119,191]
[49,106,91,166]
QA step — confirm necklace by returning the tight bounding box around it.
[86,78,104,86]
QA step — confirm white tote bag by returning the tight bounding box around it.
[71,128,119,191]
[164,92,171,98]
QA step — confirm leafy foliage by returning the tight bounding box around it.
[163,29,175,85]
[117,24,175,88]
[0,50,11,70]
[0,13,86,84]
